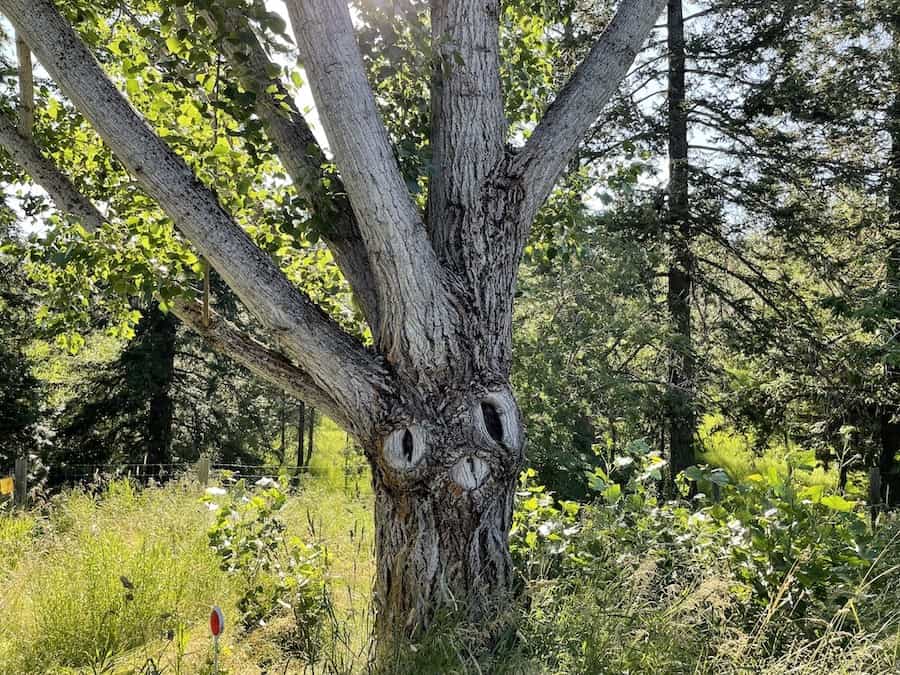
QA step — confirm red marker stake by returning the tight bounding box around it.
[210,606,224,674]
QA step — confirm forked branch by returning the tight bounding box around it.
[427,0,506,270]
[197,6,380,331]
[172,302,360,431]
[285,0,461,373]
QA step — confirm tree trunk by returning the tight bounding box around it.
[879,411,900,507]
[145,304,176,468]
[880,15,900,510]
[665,0,696,490]
[372,472,517,648]
[346,384,527,654]
[369,396,523,650]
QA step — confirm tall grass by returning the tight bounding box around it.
[0,508,36,578]
[0,480,234,672]
[0,418,376,673]
[0,418,898,673]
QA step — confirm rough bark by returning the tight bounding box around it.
[369,387,524,648]
[0,108,361,433]
[665,0,696,487]
[0,114,105,232]
[427,0,506,272]
[198,7,380,332]
[174,302,361,431]
[509,0,666,227]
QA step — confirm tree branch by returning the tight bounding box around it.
[427,0,506,271]
[0,113,105,231]
[2,0,388,427]
[285,0,461,374]
[171,300,360,433]
[0,108,365,434]
[509,0,665,224]
[199,6,380,331]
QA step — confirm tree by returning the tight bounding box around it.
[513,195,669,499]
[0,0,663,643]
[698,0,900,509]
[572,0,864,491]
[55,302,177,474]
[0,217,41,468]
[663,0,695,487]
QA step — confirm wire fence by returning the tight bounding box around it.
[3,443,357,508]
[9,458,312,494]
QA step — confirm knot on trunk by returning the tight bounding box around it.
[449,455,490,489]
[383,424,427,470]
[471,389,522,451]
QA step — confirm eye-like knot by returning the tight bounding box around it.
[473,390,521,450]
[383,424,426,470]
[450,455,490,490]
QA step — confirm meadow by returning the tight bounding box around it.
[1,418,898,674]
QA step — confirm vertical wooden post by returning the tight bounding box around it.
[307,407,316,465]
[296,400,306,474]
[14,456,27,508]
[197,456,210,487]
[869,466,882,529]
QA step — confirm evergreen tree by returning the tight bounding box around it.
[0,216,40,469]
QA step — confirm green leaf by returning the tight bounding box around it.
[820,495,855,512]
[708,469,731,486]
[683,465,705,482]
[212,138,230,157]
[602,483,622,504]
[47,98,60,120]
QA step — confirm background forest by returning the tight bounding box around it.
[2,0,900,673]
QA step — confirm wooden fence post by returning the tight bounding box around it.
[196,457,210,487]
[14,456,27,508]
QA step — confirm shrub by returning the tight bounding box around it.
[508,444,900,673]
[206,478,328,663]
